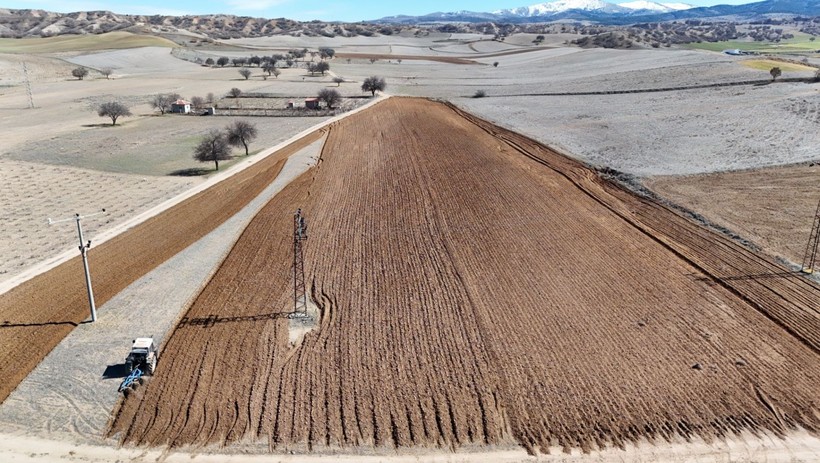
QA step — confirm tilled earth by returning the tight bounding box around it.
[109,98,818,454]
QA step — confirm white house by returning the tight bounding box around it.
[170,99,192,114]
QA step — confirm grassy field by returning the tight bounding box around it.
[0,31,176,54]
[740,59,817,72]
[687,32,820,54]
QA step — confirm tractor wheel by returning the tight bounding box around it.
[122,388,131,398]
[147,358,156,376]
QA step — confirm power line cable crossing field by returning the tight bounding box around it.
[109,98,820,454]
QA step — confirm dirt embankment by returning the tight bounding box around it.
[0,130,324,405]
[110,98,819,454]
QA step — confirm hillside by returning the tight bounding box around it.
[0,9,396,40]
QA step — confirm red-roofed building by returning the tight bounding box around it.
[170,99,191,114]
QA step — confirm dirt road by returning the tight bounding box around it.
[110,98,819,454]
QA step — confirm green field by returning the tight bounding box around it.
[687,32,820,54]
[0,31,176,53]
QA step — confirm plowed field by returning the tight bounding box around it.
[110,98,819,454]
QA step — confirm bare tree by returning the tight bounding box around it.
[194,129,231,170]
[333,76,344,86]
[263,62,275,76]
[770,66,782,81]
[100,68,113,79]
[272,68,281,79]
[206,92,215,104]
[229,87,242,98]
[152,93,181,115]
[239,68,252,80]
[72,67,89,80]
[191,96,205,109]
[369,58,377,64]
[317,88,341,109]
[361,76,386,96]
[319,47,335,59]
[97,101,131,126]
[194,130,231,171]
[226,120,258,156]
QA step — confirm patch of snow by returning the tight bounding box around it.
[495,0,616,16]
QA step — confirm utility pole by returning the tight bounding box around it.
[801,198,820,274]
[22,62,34,109]
[292,208,308,317]
[48,209,107,322]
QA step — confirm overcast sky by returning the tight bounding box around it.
[5,0,761,22]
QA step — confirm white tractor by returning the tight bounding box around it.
[125,337,157,376]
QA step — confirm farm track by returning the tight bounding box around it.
[0,130,324,405]
[111,98,819,454]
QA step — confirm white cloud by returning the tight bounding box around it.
[225,0,290,11]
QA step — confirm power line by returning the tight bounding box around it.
[291,208,308,318]
[801,198,820,274]
[48,209,107,322]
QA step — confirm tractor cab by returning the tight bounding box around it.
[125,337,157,375]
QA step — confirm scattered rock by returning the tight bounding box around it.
[735,358,747,367]
[691,363,703,370]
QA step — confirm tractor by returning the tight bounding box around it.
[125,337,157,376]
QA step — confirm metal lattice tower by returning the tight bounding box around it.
[292,208,308,315]
[801,198,820,274]
[22,62,34,109]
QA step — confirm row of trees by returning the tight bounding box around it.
[193,121,258,170]
[206,48,335,69]
[72,66,112,80]
[94,75,387,127]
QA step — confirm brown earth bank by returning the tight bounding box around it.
[644,163,820,267]
[109,98,819,455]
[334,52,478,65]
[0,129,325,405]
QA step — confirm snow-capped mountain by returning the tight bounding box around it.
[494,0,626,16]
[375,0,820,24]
[618,1,694,12]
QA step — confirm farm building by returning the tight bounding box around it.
[305,98,320,109]
[170,99,191,114]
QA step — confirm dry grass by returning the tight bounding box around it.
[0,31,176,54]
[740,59,816,72]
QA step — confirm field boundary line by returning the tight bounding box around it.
[475,77,817,98]
[0,95,389,297]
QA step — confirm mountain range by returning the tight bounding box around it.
[376,0,820,24]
